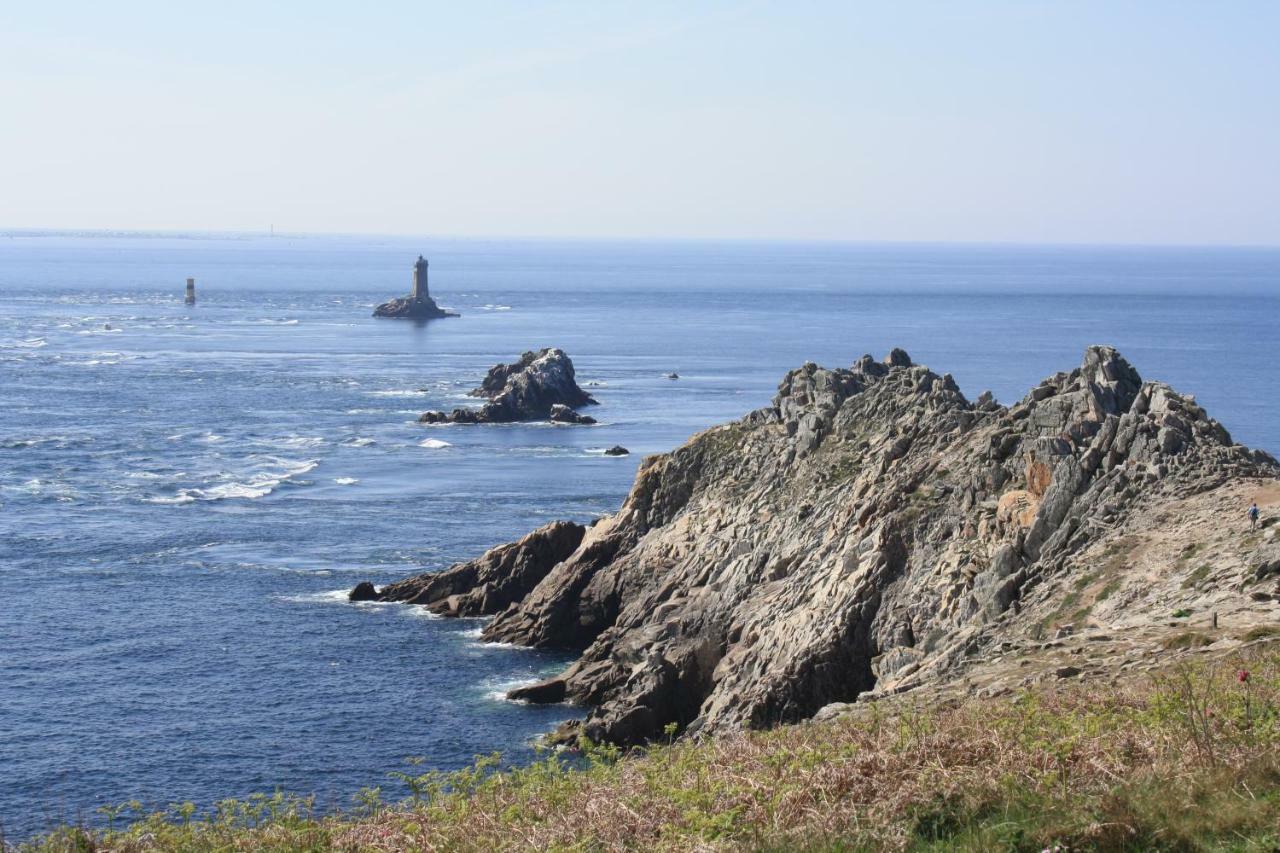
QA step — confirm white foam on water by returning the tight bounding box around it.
[278,589,357,605]
[147,459,319,504]
[333,477,359,485]
[483,676,542,703]
[278,435,325,448]
[145,493,197,505]
[343,436,376,446]
[418,438,452,449]
[368,389,428,398]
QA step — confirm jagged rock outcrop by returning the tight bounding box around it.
[419,349,598,425]
[380,346,1280,746]
[356,521,585,617]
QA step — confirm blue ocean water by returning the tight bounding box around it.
[1,233,1277,840]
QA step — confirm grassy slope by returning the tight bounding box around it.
[19,643,1280,852]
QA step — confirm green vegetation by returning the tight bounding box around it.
[1162,631,1213,650]
[1182,563,1214,589]
[20,647,1280,852]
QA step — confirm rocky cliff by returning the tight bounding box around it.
[363,347,1279,745]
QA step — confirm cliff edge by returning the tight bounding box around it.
[360,346,1280,745]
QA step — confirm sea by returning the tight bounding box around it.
[1,232,1277,840]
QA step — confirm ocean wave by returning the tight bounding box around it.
[234,318,300,326]
[278,589,355,605]
[0,337,47,349]
[333,477,359,485]
[367,389,428,398]
[277,435,325,448]
[478,304,513,311]
[0,434,95,450]
[342,436,377,446]
[419,438,452,449]
[145,458,318,504]
[482,676,541,703]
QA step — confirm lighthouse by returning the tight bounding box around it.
[372,255,457,320]
[412,256,429,301]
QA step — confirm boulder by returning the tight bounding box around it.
[550,404,597,425]
[604,445,630,456]
[348,581,379,602]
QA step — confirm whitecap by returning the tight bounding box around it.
[333,477,359,485]
[342,437,376,446]
[145,494,196,505]
[368,389,427,398]
[147,458,318,504]
[278,589,357,605]
[419,438,452,449]
[278,435,325,448]
[0,338,47,349]
[482,676,542,703]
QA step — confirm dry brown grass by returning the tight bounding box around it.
[24,644,1280,852]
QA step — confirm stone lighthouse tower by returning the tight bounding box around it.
[412,255,429,301]
[372,254,456,319]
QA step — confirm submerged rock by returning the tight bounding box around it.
[420,348,597,425]
[603,445,630,456]
[380,346,1280,746]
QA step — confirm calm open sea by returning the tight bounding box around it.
[1,233,1277,839]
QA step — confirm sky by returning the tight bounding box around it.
[2,1,1278,245]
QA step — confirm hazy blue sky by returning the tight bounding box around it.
[3,2,1278,244]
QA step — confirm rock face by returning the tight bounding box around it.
[378,346,1280,746]
[359,521,585,617]
[372,295,458,320]
[420,349,598,425]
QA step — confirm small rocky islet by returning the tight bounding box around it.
[419,348,598,425]
[357,346,1280,747]
[373,255,458,320]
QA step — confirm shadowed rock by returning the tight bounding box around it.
[352,520,585,617]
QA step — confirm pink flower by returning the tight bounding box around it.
[1238,670,1250,683]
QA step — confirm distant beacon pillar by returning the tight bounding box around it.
[185,278,196,305]
[412,255,429,301]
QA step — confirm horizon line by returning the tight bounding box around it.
[2,225,1279,253]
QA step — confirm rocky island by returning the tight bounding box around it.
[373,256,459,320]
[419,348,598,425]
[361,346,1279,747]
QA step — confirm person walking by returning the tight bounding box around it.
[1249,501,1260,531]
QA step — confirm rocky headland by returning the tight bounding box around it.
[419,348,598,425]
[362,346,1279,746]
